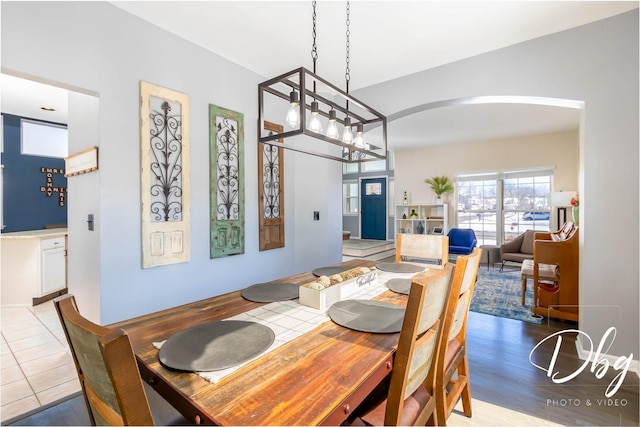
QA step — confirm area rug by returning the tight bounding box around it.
[470,268,542,324]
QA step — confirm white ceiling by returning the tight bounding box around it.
[3,1,637,150]
[1,74,69,124]
[111,1,636,91]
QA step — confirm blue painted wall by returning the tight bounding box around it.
[2,113,67,232]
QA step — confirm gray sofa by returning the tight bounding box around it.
[500,230,535,271]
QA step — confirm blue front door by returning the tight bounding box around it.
[361,178,386,240]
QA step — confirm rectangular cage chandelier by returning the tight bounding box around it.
[258,67,387,163]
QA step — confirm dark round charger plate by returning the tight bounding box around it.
[241,282,299,302]
[159,320,275,372]
[375,262,425,273]
[328,300,405,334]
[386,278,412,295]
[312,266,348,277]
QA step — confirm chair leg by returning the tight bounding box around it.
[458,358,473,418]
[521,276,527,305]
[436,404,447,426]
[427,411,438,426]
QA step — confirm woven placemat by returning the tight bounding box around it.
[159,320,275,372]
[376,262,425,273]
[328,300,405,334]
[241,282,299,302]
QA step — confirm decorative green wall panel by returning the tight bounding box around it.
[209,104,244,258]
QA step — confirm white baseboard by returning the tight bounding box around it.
[575,334,640,378]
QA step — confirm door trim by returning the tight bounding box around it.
[359,175,388,240]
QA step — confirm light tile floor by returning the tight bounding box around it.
[1,300,80,423]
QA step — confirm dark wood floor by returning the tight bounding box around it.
[5,312,639,426]
[465,312,638,426]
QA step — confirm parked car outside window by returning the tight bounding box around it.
[522,211,550,220]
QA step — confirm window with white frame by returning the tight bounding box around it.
[343,181,358,215]
[360,159,386,173]
[21,119,68,158]
[502,170,551,242]
[342,162,358,175]
[456,168,552,245]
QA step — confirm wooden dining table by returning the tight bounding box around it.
[110,259,412,425]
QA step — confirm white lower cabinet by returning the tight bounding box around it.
[41,237,67,296]
[1,230,68,306]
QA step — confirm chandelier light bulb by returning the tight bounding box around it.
[342,117,353,144]
[286,90,300,128]
[309,101,323,133]
[326,109,339,139]
[354,123,365,148]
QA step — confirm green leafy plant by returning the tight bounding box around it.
[424,176,454,197]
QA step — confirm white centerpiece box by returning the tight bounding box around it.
[299,268,377,310]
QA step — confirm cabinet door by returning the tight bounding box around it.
[41,247,66,295]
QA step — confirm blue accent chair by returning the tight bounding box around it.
[447,228,478,255]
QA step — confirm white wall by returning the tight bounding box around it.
[67,91,101,323]
[357,10,639,359]
[292,151,343,273]
[1,2,340,324]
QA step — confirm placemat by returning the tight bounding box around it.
[159,320,275,372]
[241,282,300,302]
[376,262,425,273]
[312,266,349,277]
[154,268,415,384]
[328,300,405,333]
[386,278,412,295]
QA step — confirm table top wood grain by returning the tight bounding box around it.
[110,260,414,425]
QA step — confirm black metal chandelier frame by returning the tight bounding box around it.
[258,67,387,163]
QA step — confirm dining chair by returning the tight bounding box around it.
[395,233,449,268]
[433,247,482,425]
[346,264,455,426]
[54,294,186,426]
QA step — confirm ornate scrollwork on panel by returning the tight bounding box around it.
[140,81,190,268]
[215,117,240,220]
[149,97,183,222]
[262,143,280,219]
[209,104,244,258]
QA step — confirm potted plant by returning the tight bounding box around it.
[424,175,454,204]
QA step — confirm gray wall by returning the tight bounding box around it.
[357,10,639,360]
[2,2,342,324]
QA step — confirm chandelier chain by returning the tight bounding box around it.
[345,0,351,90]
[311,0,318,73]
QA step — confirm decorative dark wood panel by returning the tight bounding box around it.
[258,121,285,251]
